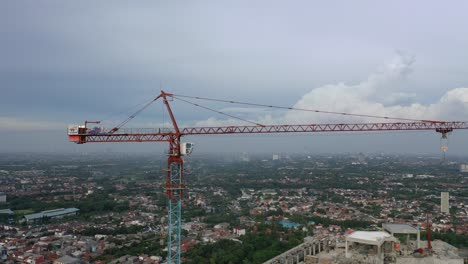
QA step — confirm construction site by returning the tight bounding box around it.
[263,224,464,264]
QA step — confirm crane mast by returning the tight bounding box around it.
[68,91,468,264]
[161,92,184,263]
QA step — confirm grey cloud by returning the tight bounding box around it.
[1,1,468,153]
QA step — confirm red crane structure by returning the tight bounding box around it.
[426,211,432,252]
[68,90,468,263]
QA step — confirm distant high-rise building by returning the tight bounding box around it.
[240,152,250,162]
[272,154,280,161]
[460,164,468,173]
[358,152,366,163]
[441,192,450,213]
[0,192,6,203]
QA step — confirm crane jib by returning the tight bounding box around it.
[68,122,467,143]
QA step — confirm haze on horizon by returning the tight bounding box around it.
[1,1,468,154]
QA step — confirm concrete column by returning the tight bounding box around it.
[313,244,316,255]
[417,230,420,248]
[378,245,381,257]
[318,242,321,252]
[345,239,349,258]
[296,254,300,263]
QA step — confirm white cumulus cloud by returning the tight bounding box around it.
[284,54,468,124]
[181,54,468,127]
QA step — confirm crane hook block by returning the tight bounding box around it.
[436,127,453,139]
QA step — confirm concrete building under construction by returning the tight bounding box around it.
[441,192,450,214]
[263,223,464,264]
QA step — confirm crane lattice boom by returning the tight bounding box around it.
[69,121,467,144]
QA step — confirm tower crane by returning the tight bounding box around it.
[68,90,468,264]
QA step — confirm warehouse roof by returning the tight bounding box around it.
[0,209,14,215]
[24,208,79,221]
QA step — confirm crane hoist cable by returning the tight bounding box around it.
[171,94,445,123]
[108,96,160,134]
[173,96,265,127]
[440,131,450,161]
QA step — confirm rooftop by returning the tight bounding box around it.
[24,208,79,221]
[0,209,14,215]
[383,223,419,234]
[346,231,394,246]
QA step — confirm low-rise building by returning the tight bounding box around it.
[233,226,246,236]
[0,209,14,224]
[54,255,81,264]
[24,208,80,224]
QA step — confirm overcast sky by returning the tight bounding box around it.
[1,1,468,154]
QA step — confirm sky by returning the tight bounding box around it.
[1,1,468,154]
